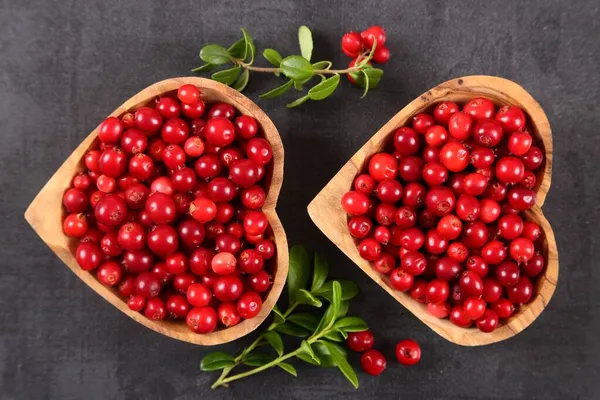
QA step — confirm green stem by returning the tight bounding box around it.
[235,60,360,75]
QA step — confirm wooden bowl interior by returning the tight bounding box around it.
[308,75,557,346]
[25,77,288,346]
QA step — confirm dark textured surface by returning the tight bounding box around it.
[1,0,599,398]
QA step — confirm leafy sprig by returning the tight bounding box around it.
[192,27,384,107]
[201,246,366,389]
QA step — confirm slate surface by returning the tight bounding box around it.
[1,0,599,399]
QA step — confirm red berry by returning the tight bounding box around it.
[177,84,200,105]
[155,97,181,118]
[492,298,515,319]
[98,117,124,144]
[347,330,374,352]
[76,242,102,271]
[482,277,503,303]
[395,339,421,366]
[466,255,489,278]
[393,127,420,156]
[94,194,127,226]
[127,295,146,311]
[425,125,448,148]
[63,188,89,213]
[182,101,206,119]
[495,261,520,287]
[476,309,499,333]
[361,25,386,48]
[208,102,236,120]
[390,268,414,292]
[426,279,450,303]
[450,306,472,328]
[189,197,217,223]
[144,298,167,320]
[369,153,398,181]
[205,117,236,147]
[372,46,390,64]
[433,101,459,125]
[509,237,535,263]
[459,271,484,297]
[230,159,260,188]
[187,283,212,307]
[212,252,237,275]
[463,297,486,320]
[161,118,189,144]
[135,107,162,133]
[186,306,217,333]
[439,142,469,172]
[147,225,179,257]
[508,131,532,156]
[448,112,474,140]
[473,119,504,147]
[235,115,258,139]
[341,31,364,57]
[360,349,386,376]
[427,301,451,318]
[237,292,262,319]
[213,275,244,302]
[434,257,462,281]
[495,105,526,132]
[523,253,544,277]
[463,97,495,120]
[425,186,455,217]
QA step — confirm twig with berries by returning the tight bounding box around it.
[192,26,390,108]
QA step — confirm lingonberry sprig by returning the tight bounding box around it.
[201,246,367,389]
[192,27,385,108]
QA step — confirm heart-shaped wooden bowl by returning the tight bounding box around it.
[308,75,558,346]
[25,77,288,346]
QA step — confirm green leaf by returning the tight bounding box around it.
[298,25,313,61]
[311,252,329,292]
[308,74,340,101]
[280,56,314,81]
[232,68,249,91]
[360,70,370,99]
[211,67,241,85]
[275,322,310,338]
[262,331,284,357]
[333,316,368,333]
[299,340,320,364]
[296,289,323,307]
[191,63,217,73]
[287,312,320,331]
[313,280,359,301]
[288,245,311,304]
[200,352,235,371]
[278,362,297,376]
[286,95,311,108]
[364,67,384,89]
[307,341,347,368]
[241,28,255,64]
[312,61,332,70]
[323,330,345,342]
[320,341,359,389]
[315,281,341,334]
[336,300,349,318]
[294,78,310,91]
[242,351,274,367]
[263,48,283,67]
[272,304,285,324]
[228,38,248,59]
[200,44,231,65]
[260,80,294,99]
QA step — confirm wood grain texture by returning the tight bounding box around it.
[308,75,558,346]
[24,77,288,346]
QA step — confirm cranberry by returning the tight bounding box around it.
[236,292,262,319]
[447,242,469,263]
[463,297,486,320]
[211,252,237,275]
[484,181,507,201]
[143,298,167,320]
[389,268,414,292]
[508,131,532,156]
[425,279,450,303]
[243,211,268,235]
[144,192,176,224]
[186,306,217,333]
[411,113,435,134]
[164,294,190,319]
[147,138,167,161]
[208,102,235,119]
[249,270,272,293]
[213,275,244,302]
[398,228,425,251]
[428,302,451,318]
[182,101,206,119]
[449,306,472,328]
[177,84,200,105]
[122,249,154,274]
[481,277,503,304]
[98,117,124,144]
[227,222,244,239]
[99,232,122,256]
[241,185,266,209]
[509,237,535,263]
[156,97,181,118]
[437,215,462,240]
[495,261,520,287]
[462,221,488,248]
[162,144,186,170]
[85,150,102,172]
[152,262,173,285]
[464,97,495,120]
[173,273,198,294]
[375,180,403,204]
[207,221,226,240]
[434,257,462,281]
[75,242,102,271]
[358,238,382,261]
[347,216,373,239]
[63,188,89,213]
[341,31,364,57]
[375,204,395,226]
[409,279,427,303]
[133,272,161,298]
[423,146,440,163]
[393,127,420,155]
[465,255,488,278]
[73,173,92,190]
[495,105,526,132]
[185,283,211,308]
[361,25,386,47]
[218,302,242,327]
[98,147,127,178]
[448,173,466,195]
[459,271,484,297]
[521,146,544,170]
[402,183,426,208]
[476,309,499,333]
[425,125,448,148]
[230,159,260,188]
[369,153,398,181]
[354,174,377,195]
[433,101,459,125]
[523,253,544,277]
[95,194,127,226]
[127,295,146,311]
[117,222,146,251]
[450,283,464,305]
[497,214,523,240]
[400,251,426,275]
[233,115,257,140]
[425,230,448,255]
[189,198,217,223]
[135,107,162,133]
[163,252,188,275]
[480,240,507,265]
[472,119,503,147]
[492,298,515,319]
[521,170,537,190]
[439,142,469,172]
[448,112,474,140]
[395,339,421,366]
[360,349,386,376]
[184,136,206,158]
[246,138,273,166]
[507,276,533,304]
[522,221,542,242]
[147,225,179,257]
[425,186,455,216]
[398,156,424,182]
[422,162,448,186]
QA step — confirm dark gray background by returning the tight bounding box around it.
[1,0,599,399]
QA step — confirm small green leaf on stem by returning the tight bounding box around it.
[312,60,332,70]
[278,362,297,376]
[308,74,340,100]
[294,77,312,91]
[262,331,284,357]
[191,63,217,73]
[336,300,349,318]
[260,80,293,99]
[242,351,274,367]
[228,38,248,59]
[211,67,241,85]
[200,352,235,371]
[287,312,320,331]
[298,25,313,61]
[272,304,285,321]
[333,316,368,333]
[274,322,310,338]
[323,330,345,342]
[311,252,329,292]
[313,280,359,301]
[280,56,314,81]
[200,45,231,65]
[263,48,283,67]
[315,281,341,334]
[299,340,320,364]
[232,69,250,91]
[287,245,311,304]
[360,70,370,99]
[363,67,384,89]
[320,341,359,389]
[286,94,311,108]
[296,289,323,307]
[241,28,255,64]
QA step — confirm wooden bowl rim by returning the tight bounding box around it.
[307,75,558,346]
[25,77,288,346]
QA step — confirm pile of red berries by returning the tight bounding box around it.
[341,25,390,84]
[341,98,546,333]
[347,330,420,376]
[62,84,277,334]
